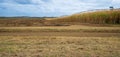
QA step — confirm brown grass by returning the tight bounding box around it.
[0,36,119,57]
[0,10,120,57]
[49,10,120,24]
[0,18,46,27]
[0,25,120,33]
[0,25,119,57]
[0,10,120,27]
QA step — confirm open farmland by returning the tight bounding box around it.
[0,25,120,57]
[1,0,120,56]
[0,9,120,57]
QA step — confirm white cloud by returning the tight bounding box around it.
[112,0,120,3]
[28,0,99,13]
[31,0,44,4]
[111,0,120,8]
[0,0,119,16]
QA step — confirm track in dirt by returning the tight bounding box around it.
[0,32,120,37]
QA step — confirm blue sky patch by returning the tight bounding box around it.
[0,0,120,17]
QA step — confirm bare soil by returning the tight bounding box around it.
[0,32,120,37]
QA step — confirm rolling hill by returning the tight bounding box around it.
[49,9,120,25]
[0,9,120,27]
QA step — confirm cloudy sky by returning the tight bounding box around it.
[0,0,120,17]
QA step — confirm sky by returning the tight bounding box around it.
[0,0,120,17]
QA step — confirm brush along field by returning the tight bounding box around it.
[0,25,120,57]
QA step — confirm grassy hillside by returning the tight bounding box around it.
[0,9,120,27]
[49,9,120,24]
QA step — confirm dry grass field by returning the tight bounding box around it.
[0,9,120,57]
[49,9,120,24]
[0,25,120,57]
[0,36,119,57]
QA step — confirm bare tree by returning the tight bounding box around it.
[109,6,114,10]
